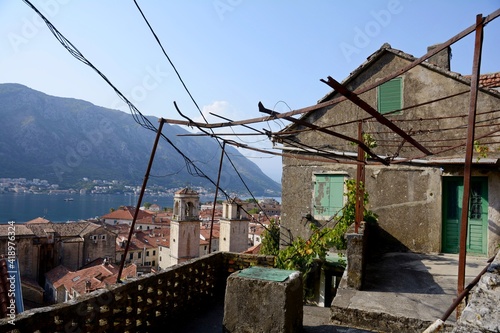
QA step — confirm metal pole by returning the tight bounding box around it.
[457,14,483,306]
[355,121,365,233]
[208,140,226,254]
[117,119,165,282]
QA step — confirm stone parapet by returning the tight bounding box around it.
[0,252,276,333]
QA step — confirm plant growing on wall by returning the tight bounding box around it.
[474,140,489,162]
[262,179,377,298]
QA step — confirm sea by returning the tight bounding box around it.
[0,192,281,223]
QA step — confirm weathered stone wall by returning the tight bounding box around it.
[281,161,443,254]
[83,228,116,267]
[60,240,83,271]
[452,250,500,332]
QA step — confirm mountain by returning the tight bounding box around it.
[0,83,281,196]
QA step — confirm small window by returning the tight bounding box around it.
[129,253,133,260]
[378,77,402,114]
[146,251,150,256]
[138,252,142,259]
[100,235,106,240]
[152,250,156,256]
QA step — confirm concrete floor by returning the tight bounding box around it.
[331,252,489,332]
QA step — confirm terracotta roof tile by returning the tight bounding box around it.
[25,217,51,224]
[101,206,153,221]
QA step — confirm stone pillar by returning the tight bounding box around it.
[223,267,303,333]
[345,223,366,290]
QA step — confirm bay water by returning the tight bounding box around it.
[0,192,176,223]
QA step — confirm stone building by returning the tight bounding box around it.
[170,188,200,265]
[0,224,38,281]
[219,198,250,253]
[279,43,500,256]
[24,220,117,284]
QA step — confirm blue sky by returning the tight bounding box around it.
[1,1,499,183]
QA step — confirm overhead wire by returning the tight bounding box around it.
[21,0,226,200]
[131,1,284,234]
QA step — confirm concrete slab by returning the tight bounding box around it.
[331,252,490,333]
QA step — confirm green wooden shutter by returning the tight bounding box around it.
[313,174,344,219]
[378,77,402,114]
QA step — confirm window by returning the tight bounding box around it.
[313,174,345,219]
[378,77,402,114]
[146,251,150,256]
[129,253,133,260]
[100,235,106,240]
[152,250,156,256]
[138,252,142,259]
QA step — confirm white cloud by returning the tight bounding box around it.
[195,100,237,123]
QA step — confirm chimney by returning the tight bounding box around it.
[427,44,451,71]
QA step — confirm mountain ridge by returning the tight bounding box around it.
[0,83,281,196]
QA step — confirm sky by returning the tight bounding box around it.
[1,1,499,183]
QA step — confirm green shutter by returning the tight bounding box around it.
[378,77,402,114]
[313,174,344,219]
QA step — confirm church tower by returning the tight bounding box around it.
[170,188,200,265]
[219,198,249,253]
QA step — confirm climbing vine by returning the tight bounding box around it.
[474,140,489,162]
[261,179,378,296]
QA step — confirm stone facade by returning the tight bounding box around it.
[170,188,201,265]
[280,43,500,256]
[0,225,39,281]
[219,199,250,253]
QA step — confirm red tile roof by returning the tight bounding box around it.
[46,262,136,297]
[25,217,51,224]
[464,72,500,89]
[479,72,500,88]
[101,206,153,221]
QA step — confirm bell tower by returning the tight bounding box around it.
[219,198,249,253]
[170,188,200,265]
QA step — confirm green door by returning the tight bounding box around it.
[442,177,488,255]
